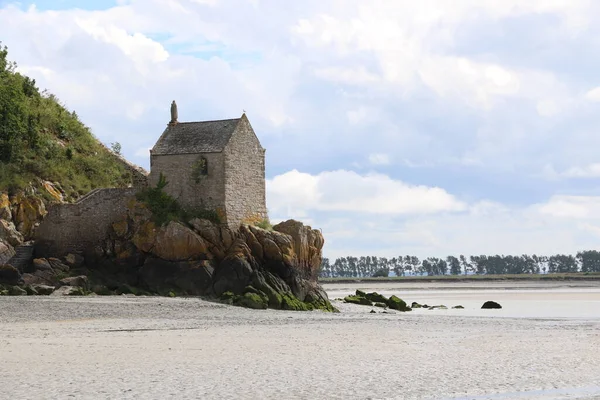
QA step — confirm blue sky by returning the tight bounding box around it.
[2,0,600,259]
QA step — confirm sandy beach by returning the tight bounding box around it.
[1,281,600,400]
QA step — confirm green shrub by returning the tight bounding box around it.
[136,172,220,226]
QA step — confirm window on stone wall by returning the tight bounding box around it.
[192,156,208,183]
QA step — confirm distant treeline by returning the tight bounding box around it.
[319,251,600,278]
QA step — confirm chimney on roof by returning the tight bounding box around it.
[169,100,178,125]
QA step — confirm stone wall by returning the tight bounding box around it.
[223,115,267,228]
[34,188,137,258]
[110,152,149,189]
[148,152,226,212]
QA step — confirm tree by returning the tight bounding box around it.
[447,256,461,275]
[110,141,122,155]
[372,268,389,278]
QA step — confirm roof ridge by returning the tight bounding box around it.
[174,118,241,124]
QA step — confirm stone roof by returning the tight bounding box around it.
[151,118,241,155]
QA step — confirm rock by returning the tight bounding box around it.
[0,264,21,285]
[0,239,15,265]
[370,309,377,313]
[272,220,324,280]
[64,253,84,268]
[235,291,268,309]
[12,195,46,239]
[132,221,157,253]
[33,258,53,271]
[428,305,448,310]
[112,219,129,239]
[0,219,24,246]
[33,285,55,295]
[139,258,214,296]
[51,286,84,296]
[482,301,502,309]
[260,237,283,262]
[8,285,27,296]
[22,270,56,286]
[251,270,283,309]
[452,305,465,309]
[48,258,69,273]
[59,276,89,290]
[42,181,63,202]
[190,218,221,246]
[411,302,422,309]
[304,285,338,312]
[0,193,12,220]
[386,295,411,312]
[151,221,210,261]
[344,295,373,306]
[213,254,253,296]
[374,302,387,308]
[281,293,313,311]
[365,292,388,303]
[24,285,38,295]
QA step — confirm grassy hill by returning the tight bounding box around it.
[0,43,132,201]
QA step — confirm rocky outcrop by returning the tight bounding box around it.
[77,200,336,311]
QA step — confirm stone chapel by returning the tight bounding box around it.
[148,101,267,228]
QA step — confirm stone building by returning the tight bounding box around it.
[35,101,267,257]
[149,101,267,228]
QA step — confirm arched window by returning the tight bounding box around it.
[192,156,208,183]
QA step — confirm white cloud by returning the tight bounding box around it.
[561,163,600,178]
[585,87,600,102]
[368,153,390,165]
[534,195,600,219]
[267,169,466,219]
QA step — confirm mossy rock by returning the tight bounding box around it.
[235,292,268,310]
[356,289,367,297]
[92,285,113,296]
[251,272,283,309]
[452,305,465,309]
[428,305,447,310]
[281,294,313,311]
[374,302,387,308]
[219,291,237,305]
[9,286,27,296]
[344,295,373,306]
[411,302,422,309]
[24,285,38,295]
[386,295,411,311]
[365,292,388,303]
[0,289,8,296]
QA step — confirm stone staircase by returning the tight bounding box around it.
[7,241,34,272]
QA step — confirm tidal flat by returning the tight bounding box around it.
[1,281,600,400]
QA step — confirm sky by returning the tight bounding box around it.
[2,0,600,259]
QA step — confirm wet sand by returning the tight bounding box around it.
[1,282,600,400]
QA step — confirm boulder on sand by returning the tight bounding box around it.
[481,301,502,309]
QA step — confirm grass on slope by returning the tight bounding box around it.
[0,43,131,200]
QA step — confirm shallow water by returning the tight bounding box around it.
[323,281,600,320]
[1,282,599,400]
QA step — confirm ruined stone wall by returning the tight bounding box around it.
[34,188,137,257]
[223,115,267,229]
[110,152,149,189]
[98,141,149,189]
[148,153,226,213]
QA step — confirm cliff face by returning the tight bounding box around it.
[96,200,334,311]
